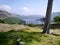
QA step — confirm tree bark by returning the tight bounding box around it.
[42,0,53,34]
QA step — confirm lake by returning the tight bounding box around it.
[22,19,44,24]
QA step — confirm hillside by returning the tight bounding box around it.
[0,23,34,32]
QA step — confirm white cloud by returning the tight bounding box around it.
[0,4,31,15]
[0,5,31,15]
[19,7,31,15]
[0,4,15,12]
[21,7,30,12]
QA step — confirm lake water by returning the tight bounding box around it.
[22,19,44,24]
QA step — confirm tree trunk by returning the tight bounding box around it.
[42,0,53,34]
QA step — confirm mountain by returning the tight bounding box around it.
[17,15,45,19]
[0,10,12,19]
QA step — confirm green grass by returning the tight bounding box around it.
[0,30,60,45]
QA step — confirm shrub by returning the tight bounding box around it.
[0,19,4,23]
[28,23,37,27]
[54,16,60,22]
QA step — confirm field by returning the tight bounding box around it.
[0,23,60,45]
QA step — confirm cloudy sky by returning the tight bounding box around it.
[0,0,60,16]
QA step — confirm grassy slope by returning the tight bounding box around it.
[0,29,60,45]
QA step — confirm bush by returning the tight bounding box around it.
[28,23,37,27]
[54,16,60,22]
[0,19,4,23]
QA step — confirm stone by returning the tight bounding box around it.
[19,42,25,45]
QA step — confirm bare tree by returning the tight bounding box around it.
[42,0,53,34]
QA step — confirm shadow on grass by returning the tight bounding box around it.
[52,33,60,36]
